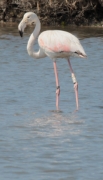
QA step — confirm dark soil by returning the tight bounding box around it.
[0,0,103,26]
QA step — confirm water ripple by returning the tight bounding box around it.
[0,24,103,180]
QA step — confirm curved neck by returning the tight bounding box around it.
[27,17,41,58]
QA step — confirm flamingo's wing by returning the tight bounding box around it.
[38,30,86,58]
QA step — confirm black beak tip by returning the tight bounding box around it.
[19,30,23,37]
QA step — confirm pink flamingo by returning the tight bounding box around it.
[18,12,87,111]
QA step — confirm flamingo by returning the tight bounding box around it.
[18,12,87,111]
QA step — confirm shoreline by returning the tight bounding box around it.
[0,20,103,28]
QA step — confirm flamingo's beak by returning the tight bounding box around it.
[18,19,26,38]
[19,30,23,37]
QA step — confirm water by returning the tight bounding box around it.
[0,23,103,180]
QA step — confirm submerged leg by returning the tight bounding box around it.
[53,61,60,110]
[68,59,79,110]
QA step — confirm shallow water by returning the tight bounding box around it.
[0,24,103,180]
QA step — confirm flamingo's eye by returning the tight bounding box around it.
[27,16,30,19]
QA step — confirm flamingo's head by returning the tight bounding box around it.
[18,12,38,37]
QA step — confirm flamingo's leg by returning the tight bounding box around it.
[68,59,79,110]
[53,61,60,110]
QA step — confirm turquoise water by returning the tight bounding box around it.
[0,24,103,179]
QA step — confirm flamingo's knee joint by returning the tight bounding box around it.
[56,86,60,90]
[56,86,60,95]
[71,73,77,84]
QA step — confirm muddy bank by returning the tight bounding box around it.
[0,0,103,26]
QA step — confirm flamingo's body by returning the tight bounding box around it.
[18,12,87,111]
[38,30,86,59]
